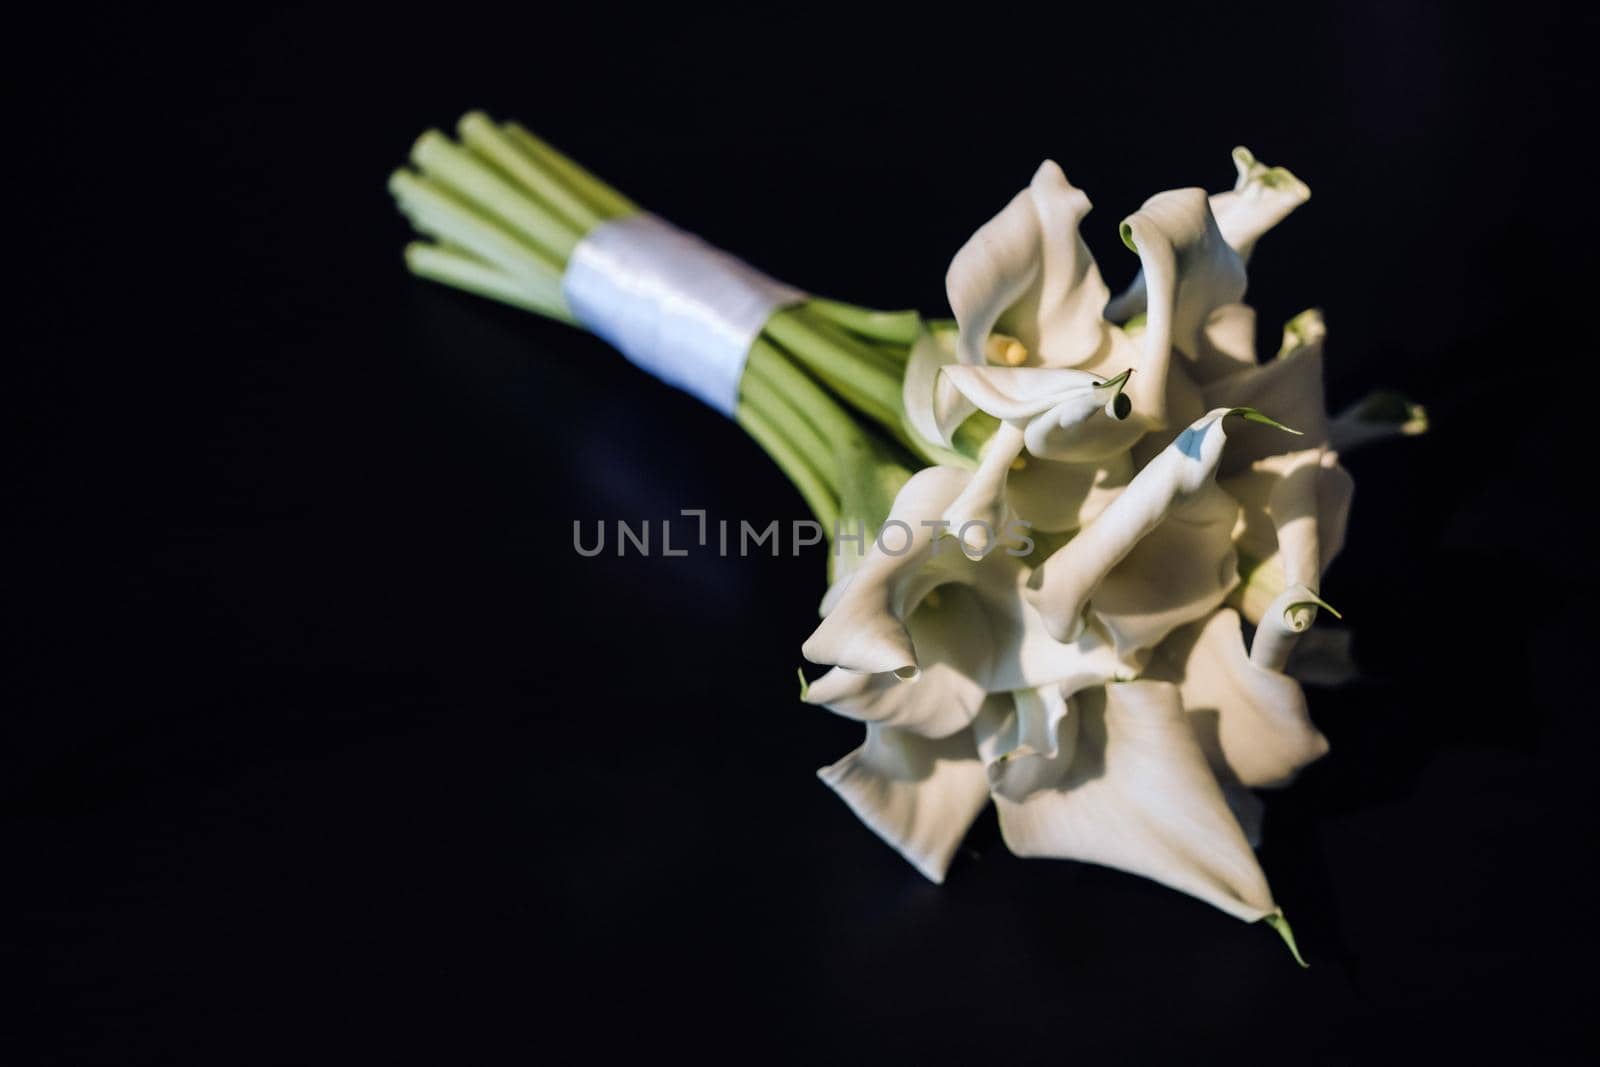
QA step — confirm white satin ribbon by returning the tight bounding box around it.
[562,213,804,416]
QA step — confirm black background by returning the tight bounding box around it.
[9,3,1598,1063]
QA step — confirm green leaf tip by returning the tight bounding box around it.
[1119,221,1138,253]
[1263,911,1309,968]
[1287,587,1343,621]
[1096,368,1135,420]
[796,667,810,702]
[1229,407,1303,435]
[1095,368,1134,391]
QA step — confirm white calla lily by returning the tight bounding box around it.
[1105,190,1246,428]
[939,421,1028,560]
[1251,584,1341,674]
[804,582,994,739]
[1221,446,1353,624]
[939,364,1140,462]
[1027,407,1291,645]
[986,680,1282,924]
[1151,608,1328,790]
[1087,481,1241,658]
[946,161,1112,370]
[932,364,1141,549]
[973,684,1076,802]
[818,723,991,884]
[804,466,1140,738]
[802,467,972,679]
[1107,146,1309,323]
[902,326,976,450]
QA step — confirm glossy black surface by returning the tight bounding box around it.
[10,4,1596,1062]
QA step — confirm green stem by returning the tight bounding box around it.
[739,366,839,498]
[389,170,564,282]
[457,112,605,237]
[761,308,903,433]
[735,401,839,530]
[745,340,868,455]
[503,122,637,220]
[410,130,581,265]
[806,297,922,346]
[403,242,574,323]
[792,304,907,381]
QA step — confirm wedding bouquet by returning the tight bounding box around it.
[388,113,1424,962]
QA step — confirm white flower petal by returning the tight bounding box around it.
[1201,314,1328,473]
[1150,609,1328,789]
[1223,450,1354,625]
[804,585,994,738]
[1014,162,1114,367]
[1109,190,1247,426]
[819,724,991,884]
[1250,585,1331,674]
[974,685,1077,802]
[947,162,1110,370]
[1006,453,1132,533]
[803,467,970,676]
[903,327,975,448]
[940,363,1143,463]
[1090,482,1241,658]
[1192,303,1259,384]
[1027,408,1242,643]
[1107,147,1307,327]
[1209,147,1311,263]
[947,186,1043,366]
[941,422,1027,559]
[940,364,1102,421]
[993,680,1278,922]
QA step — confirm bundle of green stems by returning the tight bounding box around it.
[389,112,984,536]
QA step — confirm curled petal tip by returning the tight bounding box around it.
[1262,911,1309,968]
[1288,588,1342,621]
[1096,368,1134,420]
[1232,146,1312,201]
[1119,220,1138,253]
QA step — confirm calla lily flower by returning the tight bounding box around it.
[804,466,1142,881]
[808,147,1414,951]
[933,366,1139,554]
[944,160,1113,371]
[1150,606,1328,792]
[1107,188,1245,428]
[1220,445,1353,624]
[1025,407,1291,651]
[980,680,1284,925]
[1105,146,1310,328]
[803,466,1136,741]
[819,677,1293,929]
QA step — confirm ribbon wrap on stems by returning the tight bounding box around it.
[563,213,806,416]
